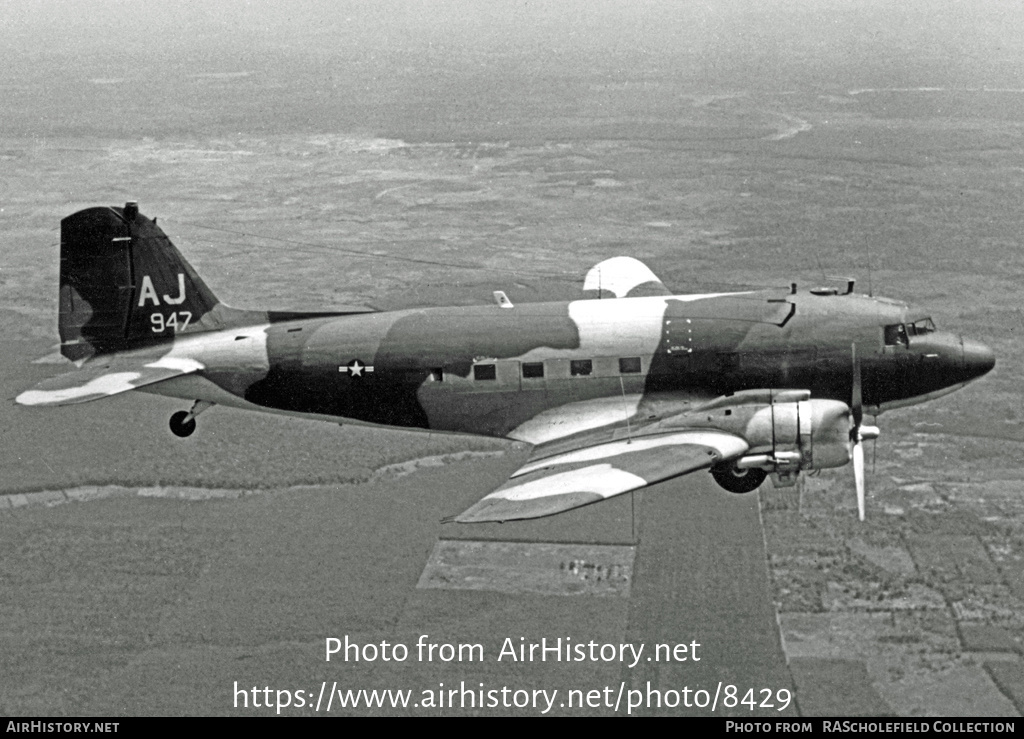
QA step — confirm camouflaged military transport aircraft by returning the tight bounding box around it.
[17,203,995,523]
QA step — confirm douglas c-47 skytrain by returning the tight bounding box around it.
[17,202,995,522]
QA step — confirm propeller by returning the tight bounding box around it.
[850,344,880,520]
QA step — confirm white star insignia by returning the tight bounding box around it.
[341,359,374,377]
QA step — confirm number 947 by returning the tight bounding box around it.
[150,311,192,333]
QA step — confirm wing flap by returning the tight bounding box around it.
[15,357,201,407]
[454,429,748,523]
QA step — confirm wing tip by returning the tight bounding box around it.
[450,490,606,524]
[14,389,84,407]
[582,256,669,298]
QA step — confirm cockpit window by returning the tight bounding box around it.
[907,317,936,336]
[884,323,909,347]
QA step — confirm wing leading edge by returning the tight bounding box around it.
[452,429,748,523]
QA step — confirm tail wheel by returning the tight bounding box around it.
[711,463,767,494]
[169,410,197,438]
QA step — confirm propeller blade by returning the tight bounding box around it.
[851,342,863,427]
[853,438,866,521]
[850,342,868,520]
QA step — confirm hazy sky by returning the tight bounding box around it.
[5,0,1023,77]
[3,1,1023,139]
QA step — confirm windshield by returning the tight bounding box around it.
[907,317,936,336]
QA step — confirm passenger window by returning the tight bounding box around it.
[619,357,641,374]
[884,324,909,347]
[570,359,593,376]
[522,362,544,379]
[473,364,496,380]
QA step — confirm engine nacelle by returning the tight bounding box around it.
[667,390,854,493]
[732,398,852,473]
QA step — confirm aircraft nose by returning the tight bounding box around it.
[962,337,995,380]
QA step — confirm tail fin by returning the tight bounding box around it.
[59,202,223,361]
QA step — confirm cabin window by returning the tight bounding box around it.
[570,359,593,376]
[428,368,443,382]
[473,364,496,381]
[522,362,544,379]
[619,357,642,374]
[884,324,909,347]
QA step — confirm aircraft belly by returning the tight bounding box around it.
[419,388,534,437]
[138,373,394,429]
[196,369,265,398]
[141,373,270,410]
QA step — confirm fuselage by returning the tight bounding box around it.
[141,287,994,441]
[31,204,995,521]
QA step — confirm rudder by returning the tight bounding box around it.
[59,201,221,361]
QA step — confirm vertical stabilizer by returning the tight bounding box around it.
[59,202,221,361]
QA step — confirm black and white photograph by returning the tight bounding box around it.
[2,0,1022,719]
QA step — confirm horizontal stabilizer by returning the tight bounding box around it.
[267,307,376,321]
[453,429,748,523]
[16,356,201,407]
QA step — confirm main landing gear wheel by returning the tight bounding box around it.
[168,401,213,438]
[711,463,767,494]
[169,410,196,438]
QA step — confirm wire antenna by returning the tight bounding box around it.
[866,238,874,297]
[815,252,827,282]
[619,376,633,443]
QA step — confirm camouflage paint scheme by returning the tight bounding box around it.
[17,205,995,523]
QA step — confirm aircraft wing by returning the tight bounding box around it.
[451,428,748,523]
[15,356,201,407]
[582,256,671,297]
